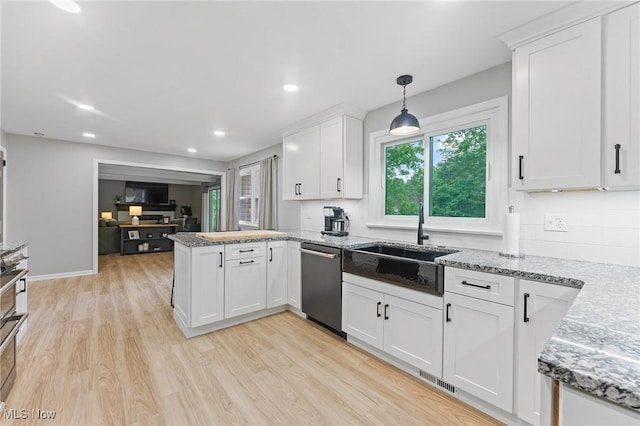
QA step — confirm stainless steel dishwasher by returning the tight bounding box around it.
[300,242,345,337]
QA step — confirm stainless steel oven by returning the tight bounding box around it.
[0,268,28,406]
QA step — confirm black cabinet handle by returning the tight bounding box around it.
[298,183,302,196]
[518,155,524,180]
[446,303,451,322]
[269,248,273,262]
[239,249,254,253]
[524,292,530,323]
[337,178,341,192]
[19,278,27,294]
[384,304,389,320]
[219,252,223,268]
[239,260,255,265]
[461,280,491,290]
[376,301,381,318]
[614,144,621,174]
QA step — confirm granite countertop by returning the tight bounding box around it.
[170,230,640,411]
[438,249,640,411]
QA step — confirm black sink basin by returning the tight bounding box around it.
[356,244,450,263]
[342,243,453,295]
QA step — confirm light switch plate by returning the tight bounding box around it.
[544,214,567,232]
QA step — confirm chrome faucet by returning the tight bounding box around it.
[418,202,429,245]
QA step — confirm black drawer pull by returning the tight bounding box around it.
[239,260,255,265]
[219,252,223,268]
[376,301,381,318]
[269,248,273,262]
[461,280,491,290]
[518,155,524,180]
[614,144,621,174]
[446,303,451,322]
[384,304,389,320]
[337,178,341,192]
[19,278,27,294]
[239,249,254,253]
[524,292,530,323]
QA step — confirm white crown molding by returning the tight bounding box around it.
[497,1,634,49]
[279,102,367,137]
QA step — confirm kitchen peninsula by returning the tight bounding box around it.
[170,231,640,424]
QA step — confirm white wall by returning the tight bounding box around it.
[299,63,640,267]
[227,143,300,231]
[6,134,226,277]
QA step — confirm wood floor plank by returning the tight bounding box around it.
[4,252,502,425]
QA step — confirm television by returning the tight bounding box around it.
[125,181,169,204]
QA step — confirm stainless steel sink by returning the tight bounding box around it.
[342,243,455,295]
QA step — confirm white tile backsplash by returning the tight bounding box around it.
[297,190,639,267]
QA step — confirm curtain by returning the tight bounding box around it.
[225,167,239,230]
[259,156,277,229]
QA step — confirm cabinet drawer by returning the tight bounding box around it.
[445,267,515,306]
[225,242,266,260]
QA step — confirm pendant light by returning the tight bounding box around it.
[389,75,420,136]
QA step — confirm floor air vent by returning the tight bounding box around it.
[419,371,455,394]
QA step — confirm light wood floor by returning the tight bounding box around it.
[5,252,502,425]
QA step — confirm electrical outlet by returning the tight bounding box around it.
[544,214,567,232]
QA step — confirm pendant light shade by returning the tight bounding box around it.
[389,75,420,136]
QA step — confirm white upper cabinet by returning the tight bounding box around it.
[282,104,365,201]
[604,3,640,190]
[505,2,640,191]
[282,125,321,200]
[512,18,602,191]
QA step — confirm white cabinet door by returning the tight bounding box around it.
[225,256,266,319]
[383,294,443,377]
[513,18,601,190]
[174,244,225,328]
[287,241,301,309]
[320,116,344,199]
[517,280,578,426]
[605,3,640,190]
[443,291,515,412]
[342,282,383,349]
[282,125,320,200]
[266,241,288,308]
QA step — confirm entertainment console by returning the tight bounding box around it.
[120,224,178,255]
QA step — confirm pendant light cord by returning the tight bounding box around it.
[402,84,407,110]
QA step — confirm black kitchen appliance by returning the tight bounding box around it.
[321,206,348,237]
[300,242,345,337]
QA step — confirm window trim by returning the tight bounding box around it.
[238,163,261,228]
[367,96,508,235]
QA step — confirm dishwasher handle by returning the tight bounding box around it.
[299,248,339,259]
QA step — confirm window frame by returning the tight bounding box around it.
[367,96,508,236]
[238,163,261,228]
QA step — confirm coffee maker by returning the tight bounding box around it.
[321,206,348,237]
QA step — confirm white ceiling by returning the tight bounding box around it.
[2,1,574,162]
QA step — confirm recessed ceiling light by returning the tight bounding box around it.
[82,132,96,138]
[213,131,225,136]
[49,0,81,14]
[283,84,299,92]
[77,103,95,111]
[188,148,197,153]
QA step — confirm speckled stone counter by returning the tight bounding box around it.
[437,249,640,411]
[169,230,384,249]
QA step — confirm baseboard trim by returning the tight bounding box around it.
[29,269,95,281]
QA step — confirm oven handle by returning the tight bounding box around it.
[0,313,28,353]
[299,248,339,259]
[0,269,28,296]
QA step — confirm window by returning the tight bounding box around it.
[239,164,260,227]
[369,97,508,235]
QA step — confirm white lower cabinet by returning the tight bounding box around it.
[560,383,640,426]
[287,241,301,310]
[266,241,288,308]
[342,276,443,377]
[516,279,578,426]
[174,244,225,328]
[443,289,515,412]
[224,243,267,319]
